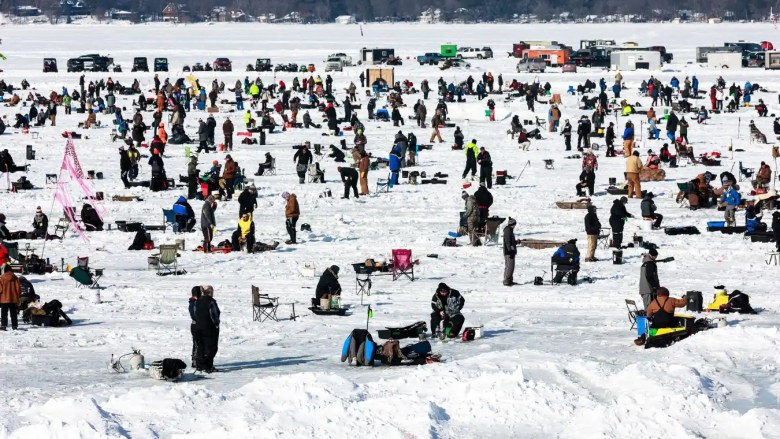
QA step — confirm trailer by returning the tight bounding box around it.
[361,48,395,65]
[580,39,616,50]
[766,51,780,70]
[523,48,570,66]
[707,52,742,69]
[610,51,661,71]
[696,46,740,63]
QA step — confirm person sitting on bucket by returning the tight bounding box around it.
[430,283,465,338]
[552,239,580,285]
[315,265,341,308]
[646,287,687,329]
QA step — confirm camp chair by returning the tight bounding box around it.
[162,209,178,233]
[251,285,279,322]
[597,227,612,249]
[674,143,691,167]
[63,206,79,223]
[70,266,102,289]
[738,161,755,182]
[392,249,414,281]
[157,244,180,276]
[625,299,642,330]
[54,218,70,239]
[376,173,390,193]
[482,217,505,244]
[550,262,577,285]
[676,182,691,208]
[308,163,324,183]
[77,256,89,270]
[266,158,277,176]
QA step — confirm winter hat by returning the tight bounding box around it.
[0,214,5,222]
[36,206,42,214]
[568,239,577,244]
[177,196,186,203]
[656,287,669,296]
[330,265,340,274]
[461,191,468,200]
[281,192,290,200]
[437,283,449,293]
[225,154,232,160]
[507,217,517,227]
[201,285,214,296]
[206,195,215,203]
[649,248,658,257]
[620,196,628,204]
[632,151,640,156]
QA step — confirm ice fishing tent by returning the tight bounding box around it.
[441,43,457,58]
[766,52,780,70]
[610,51,661,71]
[365,68,394,87]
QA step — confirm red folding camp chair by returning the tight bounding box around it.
[392,249,414,281]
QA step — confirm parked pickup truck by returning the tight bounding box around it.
[417,52,441,65]
[325,57,344,72]
[326,53,352,67]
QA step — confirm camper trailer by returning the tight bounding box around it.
[610,51,661,71]
[522,48,570,66]
[361,48,395,65]
[766,51,780,70]
[580,39,616,50]
[707,52,742,69]
[696,46,740,63]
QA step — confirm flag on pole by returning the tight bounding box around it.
[360,24,364,37]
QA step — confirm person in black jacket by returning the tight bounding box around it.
[474,184,493,222]
[31,207,48,239]
[188,287,202,369]
[453,127,464,149]
[237,185,257,217]
[329,145,346,163]
[325,103,339,135]
[773,211,780,252]
[576,168,596,197]
[81,204,103,231]
[503,218,517,286]
[577,116,591,150]
[584,205,601,262]
[641,192,663,229]
[315,266,341,301]
[391,105,403,127]
[338,166,359,199]
[609,197,633,248]
[477,147,493,189]
[430,283,465,337]
[605,122,616,157]
[148,149,166,192]
[119,147,131,188]
[293,144,313,184]
[193,285,220,373]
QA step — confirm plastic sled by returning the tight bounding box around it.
[377,321,427,340]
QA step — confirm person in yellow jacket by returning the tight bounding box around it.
[244,110,255,129]
[231,212,255,253]
[462,139,479,180]
[625,150,644,199]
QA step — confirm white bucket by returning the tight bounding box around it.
[175,239,185,251]
[640,219,654,231]
[92,290,102,304]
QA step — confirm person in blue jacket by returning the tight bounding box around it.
[552,239,580,285]
[612,82,620,99]
[388,147,401,188]
[692,76,699,97]
[720,185,742,227]
[173,196,196,232]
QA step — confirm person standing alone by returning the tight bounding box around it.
[503,218,517,286]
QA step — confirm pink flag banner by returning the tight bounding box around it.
[54,182,88,241]
[59,135,108,222]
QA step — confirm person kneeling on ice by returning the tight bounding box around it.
[172,196,196,232]
[430,283,465,338]
[231,212,255,253]
[646,287,687,329]
[315,265,341,309]
[552,239,580,285]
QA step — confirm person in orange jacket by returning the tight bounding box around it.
[157,122,167,144]
[0,266,21,330]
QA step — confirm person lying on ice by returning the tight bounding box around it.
[430,283,465,338]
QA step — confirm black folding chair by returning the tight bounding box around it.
[252,286,279,322]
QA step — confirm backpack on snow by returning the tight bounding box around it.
[461,328,476,342]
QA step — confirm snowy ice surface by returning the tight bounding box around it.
[0,22,778,438]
